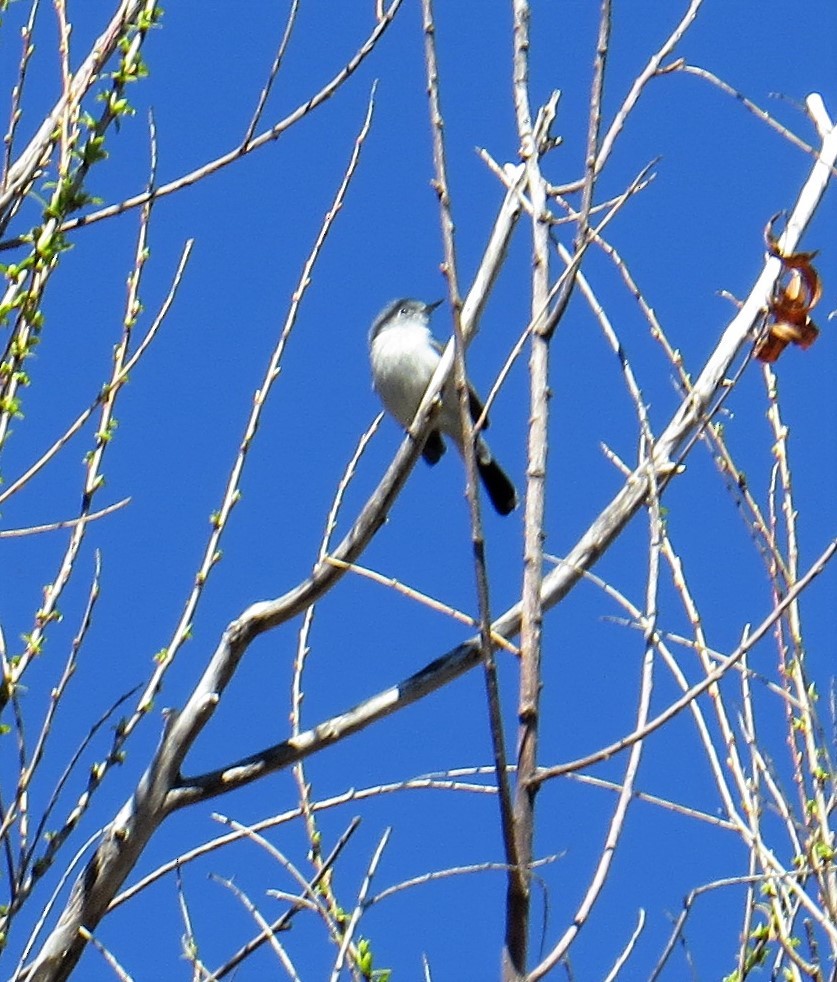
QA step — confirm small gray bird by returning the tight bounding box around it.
[369,298,518,516]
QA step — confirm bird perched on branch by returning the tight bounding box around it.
[369,298,518,516]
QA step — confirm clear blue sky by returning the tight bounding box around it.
[1,1,836,978]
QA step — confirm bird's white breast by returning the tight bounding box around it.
[370,323,441,427]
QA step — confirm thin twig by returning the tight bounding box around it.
[367,854,559,909]
[324,556,519,654]
[603,909,646,982]
[330,828,390,981]
[595,0,706,174]
[0,0,41,196]
[530,440,658,978]
[677,63,835,171]
[0,498,131,537]
[175,865,210,980]
[290,417,383,945]
[424,0,520,927]
[241,0,301,146]
[210,875,301,982]
[9,553,101,856]
[77,926,134,982]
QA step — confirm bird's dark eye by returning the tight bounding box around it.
[399,305,409,316]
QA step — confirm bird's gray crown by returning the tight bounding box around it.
[369,298,442,343]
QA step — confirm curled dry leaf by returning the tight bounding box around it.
[755,213,823,362]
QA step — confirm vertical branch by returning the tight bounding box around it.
[543,0,609,337]
[421,0,519,902]
[4,108,159,703]
[507,0,550,976]
[10,556,101,896]
[529,492,660,979]
[290,417,381,946]
[576,0,611,249]
[764,364,837,928]
[594,0,705,174]
[1,0,41,196]
[240,0,301,147]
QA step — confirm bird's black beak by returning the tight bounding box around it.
[426,298,444,314]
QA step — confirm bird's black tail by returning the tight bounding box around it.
[477,455,518,516]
